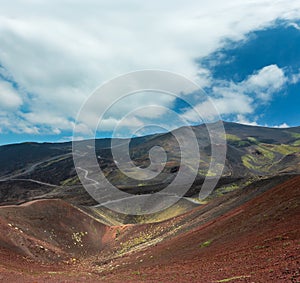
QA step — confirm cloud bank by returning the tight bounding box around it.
[0,0,300,139]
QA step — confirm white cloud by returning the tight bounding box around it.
[243,65,287,101]
[0,80,23,109]
[291,69,300,84]
[134,106,168,119]
[0,111,39,134]
[182,92,253,122]
[273,122,290,128]
[182,64,287,122]
[0,66,14,81]
[0,1,299,135]
[21,111,74,131]
[289,22,300,30]
[235,116,290,128]
[236,114,259,126]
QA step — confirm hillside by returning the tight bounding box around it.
[0,175,298,282]
[0,122,299,282]
[0,122,299,210]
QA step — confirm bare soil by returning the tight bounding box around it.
[0,176,299,282]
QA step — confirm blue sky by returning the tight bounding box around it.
[199,21,300,127]
[0,1,300,145]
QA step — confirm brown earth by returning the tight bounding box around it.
[0,176,299,282]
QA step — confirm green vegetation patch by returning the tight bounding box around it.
[257,145,275,159]
[40,156,69,168]
[242,154,265,171]
[225,134,241,141]
[234,140,252,147]
[199,239,213,248]
[215,184,239,196]
[61,176,79,186]
[293,139,300,146]
[188,198,208,204]
[118,229,160,254]
[270,144,300,155]
[242,144,275,171]
[290,132,300,139]
[228,136,257,148]
[247,136,258,143]
[71,231,88,247]
[242,142,300,172]
[205,163,224,177]
[215,275,251,282]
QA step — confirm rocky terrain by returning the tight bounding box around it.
[0,122,300,207]
[0,175,298,282]
[0,122,299,282]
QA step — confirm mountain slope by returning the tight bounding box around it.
[98,175,299,282]
[0,122,299,209]
[0,175,298,282]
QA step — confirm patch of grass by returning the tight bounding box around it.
[61,176,79,186]
[259,142,300,155]
[241,155,264,170]
[271,144,300,155]
[188,198,208,204]
[215,275,251,282]
[247,136,258,143]
[241,155,253,169]
[290,132,300,139]
[242,144,279,171]
[118,228,161,254]
[225,134,241,141]
[242,142,300,171]
[254,245,268,250]
[71,231,88,247]
[226,135,260,147]
[214,183,240,197]
[199,239,212,248]
[293,139,300,146]
[206,170,217,177]
[207,163,224,177]
[235,140,251,147]
[40,156,69,168]
[221,184,239,192]
[257,145,275,159]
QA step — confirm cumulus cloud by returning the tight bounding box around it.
[273,122,290,128]
[181,92,253,122]
[0,80,23,109]
[235,115,259,126]
[0,112,39,134]
[289,22,300,31]
[243,65,287,101]
[21,111,74,133]
[290,69,300,84]
[0,1,299,135]
[235,115,290,129]
[182,64,287,122]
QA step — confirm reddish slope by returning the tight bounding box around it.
[98,175,300,282]
[0,176,299,282]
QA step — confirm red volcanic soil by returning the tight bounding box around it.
[0,176,299,282]
[91,175,300,283]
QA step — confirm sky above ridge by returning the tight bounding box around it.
[0,0,300,145]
